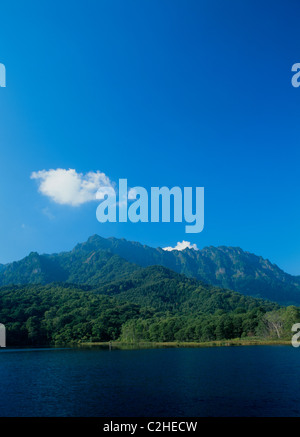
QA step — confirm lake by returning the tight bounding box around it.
[0,345,299,417]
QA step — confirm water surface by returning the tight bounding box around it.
[0,345,299,417]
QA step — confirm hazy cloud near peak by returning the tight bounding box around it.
[163,240,199,251]
[31,168,113,206]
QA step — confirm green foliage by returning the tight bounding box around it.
[96,265,277,315]
[0,284,141,345]
[0,267,297,346]
[120,306,300,343]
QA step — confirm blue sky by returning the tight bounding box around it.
[0,0,300,274]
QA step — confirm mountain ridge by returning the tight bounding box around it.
[0,234,299,305]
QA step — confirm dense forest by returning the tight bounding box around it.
[0,278,299,346]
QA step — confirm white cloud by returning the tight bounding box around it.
[31,168,113,206]
[163,240,199,252]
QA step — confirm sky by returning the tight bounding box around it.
[0,0,300,274]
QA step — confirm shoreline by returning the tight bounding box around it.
[80,338,292,349]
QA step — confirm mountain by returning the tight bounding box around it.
[0,236,298,346]
[94,264,277,314]
[0,234,299,305]
[66,235,300,305]
[0,247,140,287]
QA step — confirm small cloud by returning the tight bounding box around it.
[163,240,199,252]
[21,224,26,229]
[31,168,113,206]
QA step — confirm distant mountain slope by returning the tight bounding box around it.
[0,246,140,287]
[0,252,67,284]
[0,234,299,305]
[73,235,300,305]
[95,265,277,314]
[50,247,140,285]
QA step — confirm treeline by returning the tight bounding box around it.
[0,283,299,346]
[120,306,300,343]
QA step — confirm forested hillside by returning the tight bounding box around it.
[0,267,298,346]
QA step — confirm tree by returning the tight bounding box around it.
[261,311,284,338]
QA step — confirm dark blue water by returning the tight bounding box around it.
[0,345,299,417]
